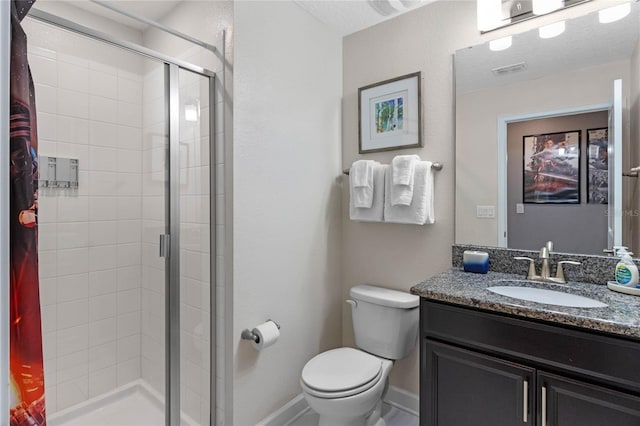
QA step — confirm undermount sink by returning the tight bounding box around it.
[487,285,608,308]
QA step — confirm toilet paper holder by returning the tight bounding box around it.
[241,319,280,343]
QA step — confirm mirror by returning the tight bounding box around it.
[455,2,640,256]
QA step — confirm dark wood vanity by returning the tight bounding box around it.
[412,264,640,426]
[419,299,640,426]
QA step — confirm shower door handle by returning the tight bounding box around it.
[159,234,171,258]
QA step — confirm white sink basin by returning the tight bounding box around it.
[487,286,607,308]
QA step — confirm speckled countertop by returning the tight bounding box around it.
[410,268,640,340]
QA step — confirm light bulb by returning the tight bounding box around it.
[539,21,565,39]
[489,36,513,51]
[532,0,562,15]
[477,0,502,31]
[598,3,631,24]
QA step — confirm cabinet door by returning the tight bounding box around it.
[539,371,640,426]
[424,340,534,426]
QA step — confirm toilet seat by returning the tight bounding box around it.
[301,348,383,399]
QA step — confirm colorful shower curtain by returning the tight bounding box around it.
[9,0,47,424]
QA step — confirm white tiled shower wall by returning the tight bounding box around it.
[26,19,145,414]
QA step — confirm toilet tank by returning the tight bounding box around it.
[349,284,419,360]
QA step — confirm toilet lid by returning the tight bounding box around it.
[301,348,382,393]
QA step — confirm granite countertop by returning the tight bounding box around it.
[410,268,640,339]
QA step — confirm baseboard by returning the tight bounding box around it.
[383,385,420,417]
[257,386,420,425]
[255,394,310,426]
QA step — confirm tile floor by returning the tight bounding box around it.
[49,384,418,426]
[290,403,419,426]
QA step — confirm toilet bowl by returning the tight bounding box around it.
[301,348,393,426]
[300,285,419,426]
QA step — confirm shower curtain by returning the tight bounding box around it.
[9,0,46,424]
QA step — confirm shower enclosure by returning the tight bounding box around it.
[5,3,218,425]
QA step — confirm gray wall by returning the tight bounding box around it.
[507,111,608,254]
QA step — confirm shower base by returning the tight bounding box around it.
[48,380,199,426]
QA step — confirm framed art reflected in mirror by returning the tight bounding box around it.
[587,127,609,204]
[523,131,581,204]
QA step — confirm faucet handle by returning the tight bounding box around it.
[555,260,581,283]
[514,256,538,280]
[546,241,554,253]
[539,246,549,259]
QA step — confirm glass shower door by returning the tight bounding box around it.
[140,60,171,423]
[175,67,213,425]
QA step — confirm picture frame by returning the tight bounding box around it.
[522,130,581,204]
[358,72,422,154]
[586,127,608,204]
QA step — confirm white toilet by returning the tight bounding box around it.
[300,284,419,426]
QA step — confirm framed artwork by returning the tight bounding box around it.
[586,127,608,204]
[523,130,581,204]
[358,72,422,153]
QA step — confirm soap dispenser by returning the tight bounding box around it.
[615,248,639,288]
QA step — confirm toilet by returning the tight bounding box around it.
[300,284,419,426]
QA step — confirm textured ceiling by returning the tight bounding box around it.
[455,2,640,93]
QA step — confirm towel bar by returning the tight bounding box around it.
[623,166,640,178]
[343,161,442,176]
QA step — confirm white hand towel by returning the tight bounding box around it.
[384,161,434,225]
[391,155,420,206]
[350,164,387,222]
[350,160,378,208]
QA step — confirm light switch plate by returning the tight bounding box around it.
[476,205,495,218]
[516,203,525,214]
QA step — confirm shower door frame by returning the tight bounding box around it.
[11,9,217,426]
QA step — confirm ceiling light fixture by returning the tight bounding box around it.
[368,0,400,17]
[539,21,565,39]
[532,0,562,15]
[489,36,513,51]
[477,0,502,31]
[598,2,631,24]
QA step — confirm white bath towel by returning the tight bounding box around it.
[350,164,387,222]
[350,160,378,208]
[384,161,434,225]
[390,155,420,206]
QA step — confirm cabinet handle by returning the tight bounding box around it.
[523,380,528,423]
[541,385,547,426]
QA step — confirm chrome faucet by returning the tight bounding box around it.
[515,241,581,284]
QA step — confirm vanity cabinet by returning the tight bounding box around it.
[420,299,640,426]
[425,340,533,425]
[539,372,640,426]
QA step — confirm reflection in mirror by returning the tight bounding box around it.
[455,2,640,256]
